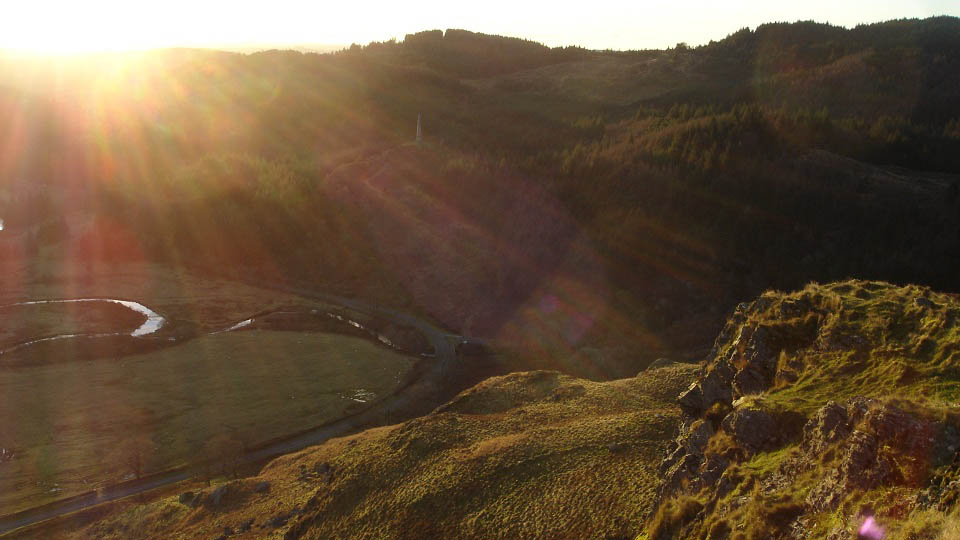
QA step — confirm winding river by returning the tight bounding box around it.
[0,299,166,355]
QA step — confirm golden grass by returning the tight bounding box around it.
[16,363,698,539]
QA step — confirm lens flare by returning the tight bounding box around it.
[859,516,885,540]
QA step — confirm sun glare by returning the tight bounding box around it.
[1,3,169,55]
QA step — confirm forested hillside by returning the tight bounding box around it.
[2,18,960,377]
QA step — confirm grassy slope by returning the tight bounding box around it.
[16,364,697,539]
[0,330,415,515]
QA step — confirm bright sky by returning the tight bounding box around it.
[0,0,957,54]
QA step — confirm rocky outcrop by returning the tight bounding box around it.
[677,365,733,417]
[676,304,820,417]
[657,405,788,505]
[658,393,955,537]
[790,400,939,512]
[658,419,716,496]
[657,293,827,510]
[651,282,960,538]
[800,401,850,456]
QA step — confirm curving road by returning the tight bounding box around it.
[0,285,471,536]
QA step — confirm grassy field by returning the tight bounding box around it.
[15,363,698,540]
[0,330,416,515]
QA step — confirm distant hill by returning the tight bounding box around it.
[217,44,346,54]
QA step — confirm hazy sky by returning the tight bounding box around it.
[1,0,957,53]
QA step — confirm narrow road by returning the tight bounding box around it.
[0,286,465,537]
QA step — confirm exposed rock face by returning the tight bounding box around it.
[658,419,715,496]
[676,304,820,418]
[658,295,826,510]
[677,365,733,416]
[794,400,938,512]
[660,394,948,536]
[658,406,787,504]
[801,401,850,456]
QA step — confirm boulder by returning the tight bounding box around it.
[864,403,935,457]
[607,442,630,453]
[178,491,195,505]
[720,408,779,454]
[698,453,731,488]
[731,367,769,397]
[677,382,704,416]
[208,485,229,507]
[678,361,735,416]
[254,481,271,493]
[659,453,704,499]
[314,462,334,482]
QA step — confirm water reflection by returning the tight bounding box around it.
[214,311,399,349]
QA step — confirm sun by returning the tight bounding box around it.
[0,2,177,55]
